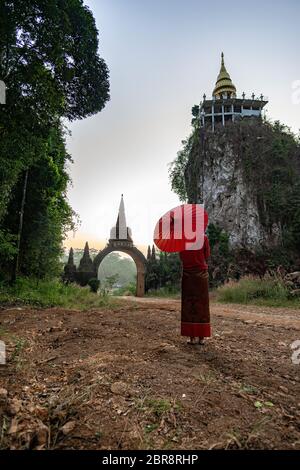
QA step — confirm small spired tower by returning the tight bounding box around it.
[78,242,94,272]
[77,242,97,285]
[109,194,133,246]
[199,53,268,130]
[63,247,77,283]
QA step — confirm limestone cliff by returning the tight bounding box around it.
[183,119,300,252]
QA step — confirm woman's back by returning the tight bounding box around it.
[179,235,210,270]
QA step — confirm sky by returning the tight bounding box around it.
[65,0,300,253]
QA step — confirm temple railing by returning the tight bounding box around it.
[200,94,268,105]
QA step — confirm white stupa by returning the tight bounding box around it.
[110,195,133,241]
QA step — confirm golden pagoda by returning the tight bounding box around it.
[198,53,268,131]
[213,52,236,99]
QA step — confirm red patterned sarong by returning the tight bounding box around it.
[181,267,211,337]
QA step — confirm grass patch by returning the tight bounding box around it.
[11,337,27,368]
[0,277,115,310]
[145,398,173,417]
[134,397,183,449]
[196,371,217,385]
[136,397,182,418]
[215,275,300,308]
[113,284,180,299]
[0,329,28,369]
[224,417,272,449]
[240,384,259,395]
[144,423,159,434]
[145,287,180,299]
[112,282,136,297]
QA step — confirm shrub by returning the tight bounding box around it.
[88,278,100,293]
[216,275,299,307]
[0,277,113,310]
[113,282,136,296]
[146,285,180,298]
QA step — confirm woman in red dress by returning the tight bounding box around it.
[179,234,211,345]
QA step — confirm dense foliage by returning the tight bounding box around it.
[146,250,181,293]
[1,125,76,278]
[216,275,300,308]
[0,277,111,309]
[88,278,100,293]
[0,0,110,280]
[168,138,191,203]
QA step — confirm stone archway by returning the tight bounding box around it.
[93,240,147,297]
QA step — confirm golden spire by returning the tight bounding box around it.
[213,52,236,98]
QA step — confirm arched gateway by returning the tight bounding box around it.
[64,195,147,296]
[94,196,147,297]
[94,241,146,297]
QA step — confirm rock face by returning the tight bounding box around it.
[185,121,283,249]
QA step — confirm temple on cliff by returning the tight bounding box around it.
[199,53,268,130]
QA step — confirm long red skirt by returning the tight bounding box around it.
[181,267,211,337]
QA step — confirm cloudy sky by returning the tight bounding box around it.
[65,0,300,253]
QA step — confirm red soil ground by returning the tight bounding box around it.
[0,298,299,450]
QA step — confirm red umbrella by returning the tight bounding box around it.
[154,204,208,253]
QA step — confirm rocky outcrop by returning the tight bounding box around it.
[184,120,299,250]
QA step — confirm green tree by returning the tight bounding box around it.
[105,274,119,290]
[0,0,110,279]
[168,138,192,202]
[1,124,75,278]
[146,251,181,291]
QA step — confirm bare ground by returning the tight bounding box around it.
[0,298,299,450]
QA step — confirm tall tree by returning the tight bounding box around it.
[0,0,110,278]
[2,124,75,278]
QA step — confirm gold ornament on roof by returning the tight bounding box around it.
[213,52,237,99]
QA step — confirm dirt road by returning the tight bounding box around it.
[0,299,299,449]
